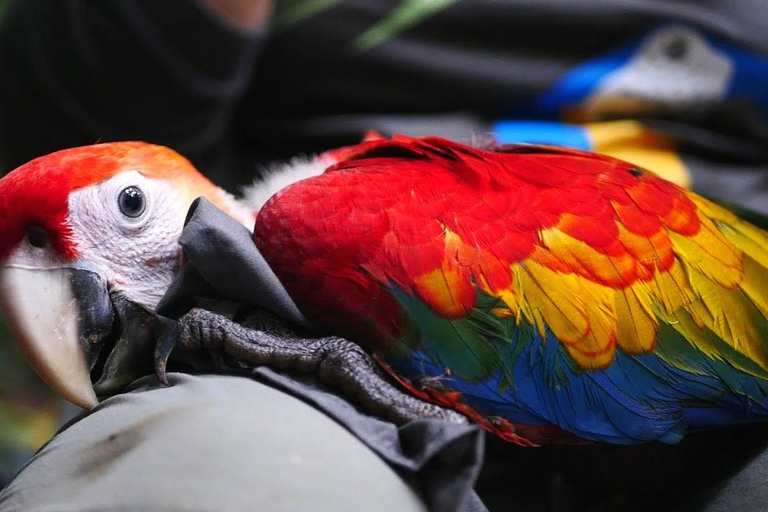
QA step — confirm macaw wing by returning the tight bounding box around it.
[257,136,768,444]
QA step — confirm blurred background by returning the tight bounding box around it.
[0,0,60,488]
[0,1,767,509]
[0,320,57,488]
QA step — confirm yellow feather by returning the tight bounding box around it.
[413,268,467,317]
[569,279,617,369]
[669,217,743,288]
[617,224,673,273]
[515,260,589,343]
[661,309,724,376]
[713,217,768,321]
[539,228,636,286]
[515,261,617,369]
[477,185,768,374]
[565,340,616,370]
[689,194,739,223]
[739,257,768,320]
[663,308,768,380]
[721,220,768,270]
[491,279,529,324]
[615,286,658,354]
[640,259,697,315]
[685,267,768,372]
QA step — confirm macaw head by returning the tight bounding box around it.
[0,142,253,408]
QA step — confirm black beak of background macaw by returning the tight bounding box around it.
[0,264,156,409]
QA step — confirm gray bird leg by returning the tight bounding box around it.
[175,308,467,426]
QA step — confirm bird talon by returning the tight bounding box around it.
[153,316,181,386]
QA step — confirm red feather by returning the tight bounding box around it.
[255,136,700,354]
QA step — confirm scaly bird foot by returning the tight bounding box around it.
[173,308,468,426]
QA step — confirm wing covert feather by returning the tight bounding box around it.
[256,136,768,443]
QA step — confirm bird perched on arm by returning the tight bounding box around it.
[2,135,768,446]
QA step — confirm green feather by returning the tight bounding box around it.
[390,286,505,382]
[654,319,768,403]
[389,285,571,390]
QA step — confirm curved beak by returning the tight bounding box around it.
[0,264,114,409]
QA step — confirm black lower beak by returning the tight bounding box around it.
[70,267,115,370]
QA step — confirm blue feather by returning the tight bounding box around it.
[385,286,768,444]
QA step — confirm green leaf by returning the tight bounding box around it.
[353,0,461,52]
[274,0,343,29]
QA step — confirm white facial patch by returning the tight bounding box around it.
[593,25,733,108]
[67,171,190,310]
[242,154,333,213]
[2,232,70,270]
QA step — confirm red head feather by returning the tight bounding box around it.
[0,142,221,260]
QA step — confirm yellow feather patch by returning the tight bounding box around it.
[413,268,470,318]
[491,281,529,324]
[640,259,697,315]
[739,257,768,320]
[569,278,617,369]
[515,261,616,369]
[538,228,636,286]
[685,267,768,373]
[413,172,768,376]
[412,229,476,318]
[617,224,673,276]
[515,261,590,343]
[662,309,725,375]
[670,217,744,289]
[664,308,768,381]
[689,195,739,224]
[717,219,768,323]
[721,220,768,271]
[566,335,616,370]
[615,286,658,354]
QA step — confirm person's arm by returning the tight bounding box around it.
[0,0,270,186]
[0,374,429,512]
[201,0,273,30]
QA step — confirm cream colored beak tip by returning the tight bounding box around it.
[0,266,98,409]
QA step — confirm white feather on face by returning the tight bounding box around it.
[67,170,192,310]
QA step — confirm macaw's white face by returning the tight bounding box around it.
[66,170,189,310]
[0,142,254,410]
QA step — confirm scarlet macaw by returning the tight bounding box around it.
[1,135,768,446]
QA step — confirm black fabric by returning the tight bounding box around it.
[477,427,768,512]
[2,1,768,193]
[157,198,309,327]
[156,198,487,512]
[242,1,768,159]
[0,0,265,189]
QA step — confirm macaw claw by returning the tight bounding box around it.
[172,308,468,426]
[153,317,181,386]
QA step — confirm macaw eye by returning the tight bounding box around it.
[664,37,687,60]
[118,186,146,218]
[26,225,50,248]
